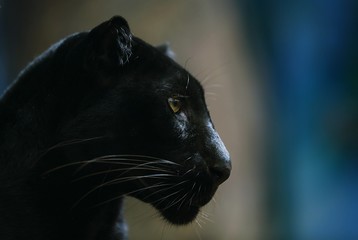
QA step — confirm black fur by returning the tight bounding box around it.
[0,16,231,240]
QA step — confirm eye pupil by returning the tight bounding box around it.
[168,97,181,113]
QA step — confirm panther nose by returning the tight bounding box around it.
[202,121,232,186]
[209,157,231,186]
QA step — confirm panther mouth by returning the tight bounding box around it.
[154,191,215,225]
[134,175,217,225]
[159,204,200,225]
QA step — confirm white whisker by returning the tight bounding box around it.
[38,136,106,160]
[143,179,190,201]
[153,189,183,209]
[72,173,174,209]
[195,219,203,229]
[76,166,173,180]
[91,182,170,208]
[177,191,190,210]
[199,211,214,223]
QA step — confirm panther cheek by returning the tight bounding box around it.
[174,114,189,139]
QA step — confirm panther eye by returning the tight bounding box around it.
[168,97,182,113]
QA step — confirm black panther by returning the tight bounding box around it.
[0,16,231,240]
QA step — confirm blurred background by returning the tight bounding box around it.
[1,0,357,239]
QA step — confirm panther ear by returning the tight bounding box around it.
[156,43,176,60]
[87,16,133,68]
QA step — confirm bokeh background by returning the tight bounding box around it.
[1,0,357,239]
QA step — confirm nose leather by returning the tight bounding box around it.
[209,158,231,185]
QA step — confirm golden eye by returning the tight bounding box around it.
[168,97,182,113]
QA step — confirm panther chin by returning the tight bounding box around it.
[159,205,200,225]
[135,193,206,225]
[133,169,219,225]
[149,186,216,225]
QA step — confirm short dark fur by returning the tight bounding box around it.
[0,16,231,240]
